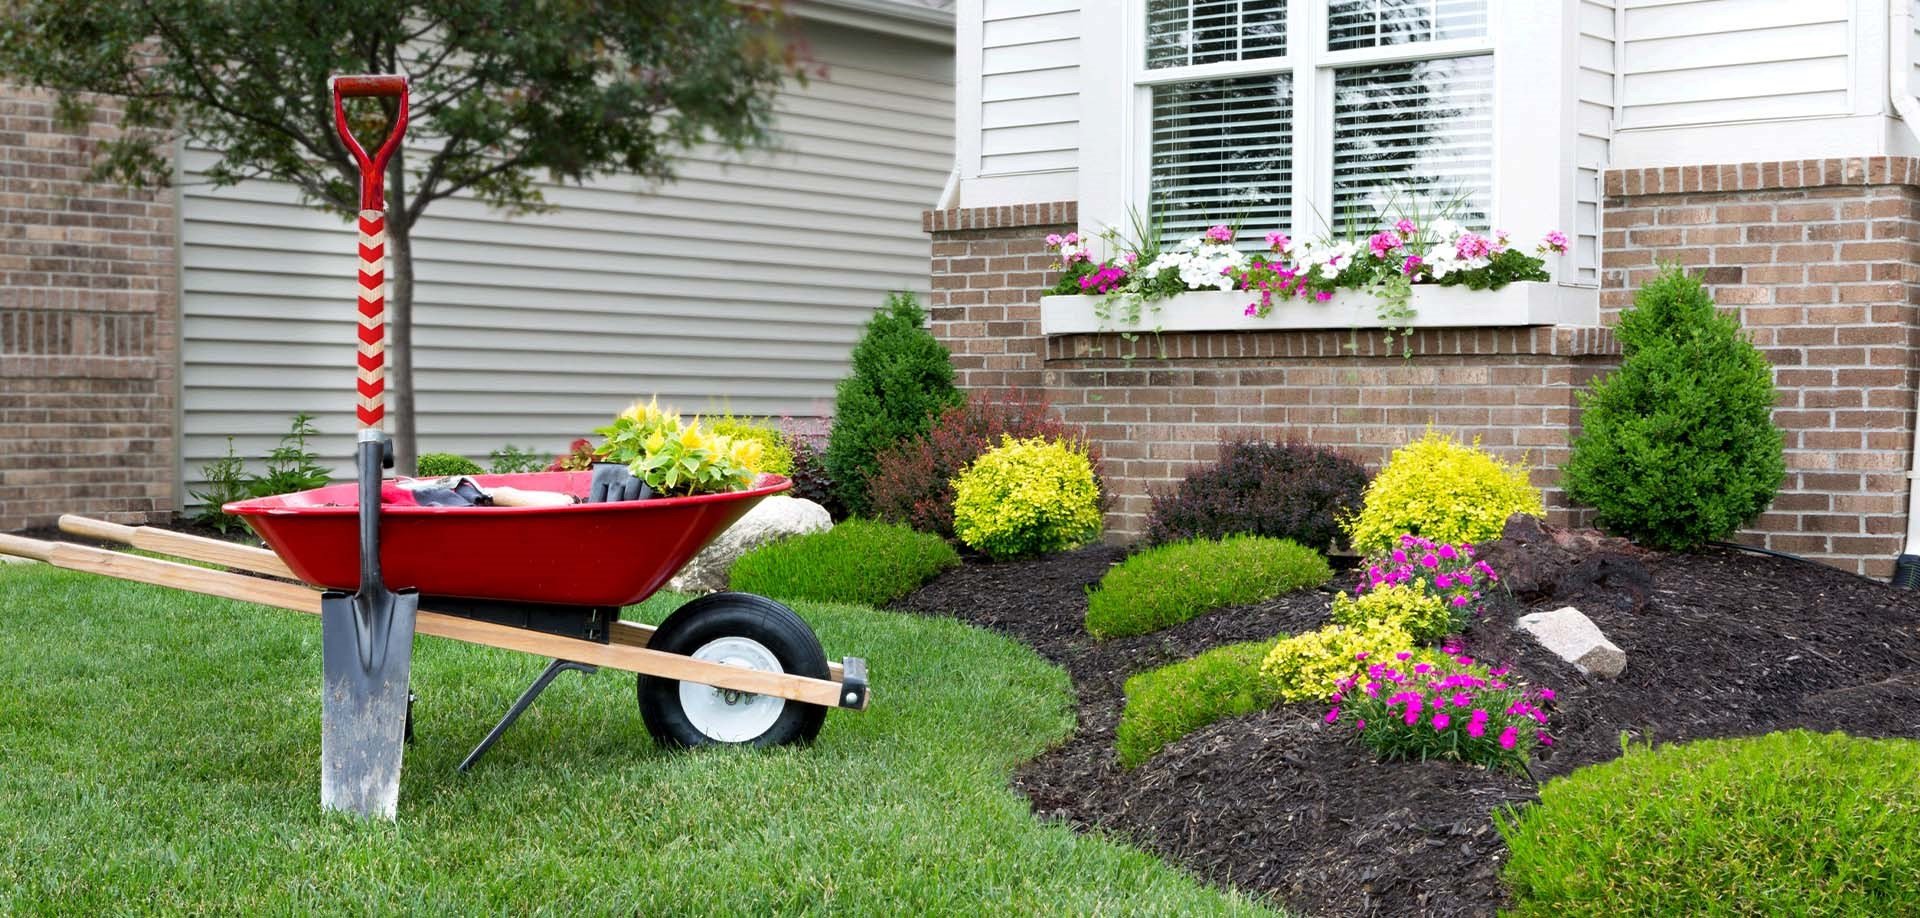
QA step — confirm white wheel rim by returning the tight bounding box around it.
[679,636,787,742]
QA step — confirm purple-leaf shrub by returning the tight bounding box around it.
[1146,440,1369,550]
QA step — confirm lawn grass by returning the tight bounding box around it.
[0,562,1274,915]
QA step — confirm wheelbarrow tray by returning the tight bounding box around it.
[225,471,789,606]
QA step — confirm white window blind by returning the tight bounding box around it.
[1146,0,1288,69]
[1151,74,1294,243]
[1331,54,1494,230]
[1327,0,1488,51]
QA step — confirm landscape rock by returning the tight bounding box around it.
[666,496,831,593]
[1475,513,1654,615]
[1517,605,1627,677]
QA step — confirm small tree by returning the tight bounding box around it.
[1563,268,1785,550]
[0,1,799,472]
[825,293,963,516]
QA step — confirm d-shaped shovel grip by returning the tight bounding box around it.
[330,74,410,212]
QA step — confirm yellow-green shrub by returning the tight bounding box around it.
[1260,621,1417,703]
[1344,429,1544,555]
[709,414,794,477]
[1328,582,1457,643]
[952,435,1102,559]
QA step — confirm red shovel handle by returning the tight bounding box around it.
[330,74,410,211]
[331,73,408,432]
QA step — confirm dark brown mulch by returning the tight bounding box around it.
[890,541,1920,918]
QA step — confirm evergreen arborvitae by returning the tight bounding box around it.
[1562,268,1785,550]
[826,292,964,516]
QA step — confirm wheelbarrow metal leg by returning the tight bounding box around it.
[459,659,597,772]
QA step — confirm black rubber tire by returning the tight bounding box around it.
[637,592,830,749]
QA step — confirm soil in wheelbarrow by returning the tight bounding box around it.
[889,542,1920,917]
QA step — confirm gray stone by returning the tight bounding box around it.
[666,496,832,594]
[1516,605,1626,678]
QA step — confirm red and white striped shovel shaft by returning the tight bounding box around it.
[356,209,387,430]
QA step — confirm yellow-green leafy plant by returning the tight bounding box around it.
[952,435,1102,559]
[710,413,794,477]
[1344,429,1544,555]
[1260,621,1417,703]
[592,398,763,495]
[1328,582,1457,643]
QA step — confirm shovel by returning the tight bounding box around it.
[319,73,419,820]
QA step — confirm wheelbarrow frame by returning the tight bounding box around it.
[0,518,872,714]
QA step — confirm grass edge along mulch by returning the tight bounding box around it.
[0,562,1276,916]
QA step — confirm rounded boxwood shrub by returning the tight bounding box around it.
[952,435,1102,560]
[825,293,964,517]
[1085,535,1331,639]
[1562,268,1784,550]
[417,452,483,477]
[1116,638,1282,768]
[1259,621,1417,703]
[1344,429,1544,556]
[728,519,960,606]
[1498,730,1920,916]
[1146,440,1369,551]
[869,390,1102,539]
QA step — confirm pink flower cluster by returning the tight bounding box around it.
[1358,533,1499,614]
[1327,644,1554,772]
[1078,264,1129,294]
[1045,231,1090,265]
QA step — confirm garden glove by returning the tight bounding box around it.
[588,462,651,503]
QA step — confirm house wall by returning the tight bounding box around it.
[0,87,178,532]
[177,21,953,497]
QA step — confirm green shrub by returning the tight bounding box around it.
[1327,582,1456,643]
[728,519,960,606]
[709,414,794,477]
[1562,268,1785,550]
[1116,639,1282,768]
[190,437,251,534]
[417,452,484,477]
[825,293,964,516]
[1085,535,1332,639]
[247,413,331,497]
[1260,621,1416,703]
[488,444,549,474]
[1344,429,1544,555]
[953,436,1103,560]
[1498,731,1920,916]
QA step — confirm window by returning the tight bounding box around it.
[1138,0,1494,246]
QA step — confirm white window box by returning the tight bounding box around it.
[1039,282,1597,336]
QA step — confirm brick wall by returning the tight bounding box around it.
[1603,156,1920,577]
[1,85,178,531]
[924,203,1620,545]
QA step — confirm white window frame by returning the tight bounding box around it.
[1077,0,1584,287]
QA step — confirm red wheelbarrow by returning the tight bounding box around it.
[0,71,868,819]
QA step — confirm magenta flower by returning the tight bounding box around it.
[1451,595,1469,608]
[1539,733,1553,746]
[1438,544,1457,560]
[1499,726,1518,750]
[1063,232,1079,245]
[1400,254,1423,276]
[1368,231,1404,256]
[1455,232,1491,260]
[1314,290,1332,302]
[1391,549,1408,564]
[1414,662,1432,675]
[1432,712,1450,730]
[1434,573,1453,589]
[1395,651,1412,662]
[1044,233,1063,246]
[1355,718,1366,730]
[1538,688,1557,702]
[1543,230,1569,253]
[1421,553,1438,568]
[1325,707,1341,724]
[1394,218,1417,236]
[1204,224,1233,244]
[1452,692,1471,707]
[1355,651,1370,661]
[1125,251,1139,264]
[1266,231,1291,251]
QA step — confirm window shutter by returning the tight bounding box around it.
[1147,0,1288,69]
[1150,74,1294,245]
[1327,0,1488,52]
[1331,54,1493,230]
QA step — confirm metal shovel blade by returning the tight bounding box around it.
[319,437,419,819]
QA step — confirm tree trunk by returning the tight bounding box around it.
[385,149,417,475]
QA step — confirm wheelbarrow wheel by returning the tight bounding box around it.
[637,592,829,748]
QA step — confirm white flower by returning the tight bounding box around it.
[1429,217,1461,240]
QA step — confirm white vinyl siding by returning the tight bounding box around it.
[1618,0,1850,129]
[179,21,951,492]
[979,0,1080,174]
[1572,0,1614,285]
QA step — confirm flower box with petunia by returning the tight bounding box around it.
[1038,219,1593,338]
